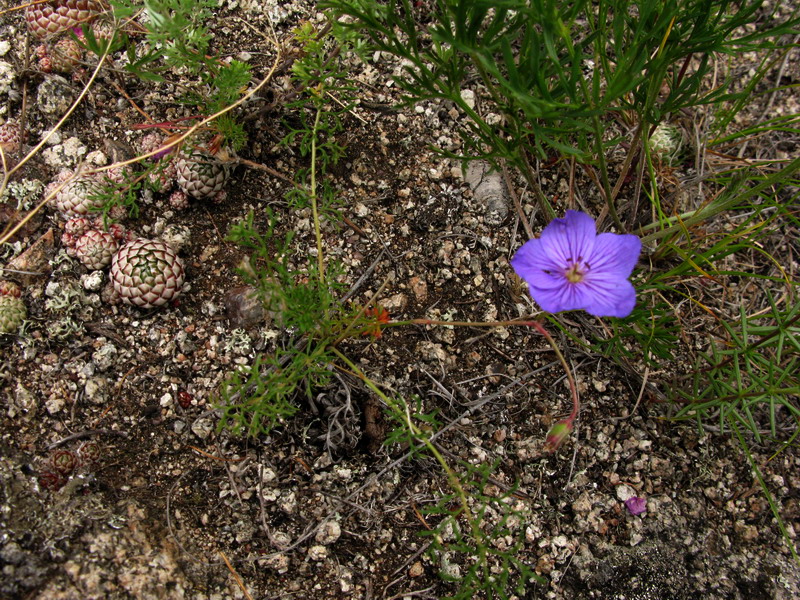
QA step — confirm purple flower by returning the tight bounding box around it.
[511,211,641,318]
[625,496,647,516]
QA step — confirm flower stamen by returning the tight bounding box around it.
[565,262,585,283]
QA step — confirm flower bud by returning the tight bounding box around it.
[544,420,573,453]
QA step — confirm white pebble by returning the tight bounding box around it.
[460,89,476,109]
[308,545,328,561]
[315,520,341,545]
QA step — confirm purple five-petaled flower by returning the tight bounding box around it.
[511,210,641,318]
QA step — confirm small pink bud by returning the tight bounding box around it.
[544,420,573,453]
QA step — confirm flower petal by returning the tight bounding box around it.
[526,279,594,313]
[624,496,647,516]
[511,238,581,313]
[538,210,596,266]
[510,238,565,286]
[579,276,637,317]
[587,232,641,279]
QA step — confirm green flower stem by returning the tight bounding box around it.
[610,123,643,206]
[528,321,580,424]
[518,156,557,221]
[579,77,622,231]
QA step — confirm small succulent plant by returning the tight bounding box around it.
[0,295,26,334]
[175,150,229,201]
[50,449,78,475]
[64,216,92,236]
[38,470,65,491]
[75,229,118,269]
[104,221,134,243]
[139,132,169,157]
[26,0,103,39]
[0,121,22,153]
[649,123,685,165]
[169,190,189,210]
[62,217,130,262]
[36,38,83,73]
[110,238,185,308]
[103,163,133,186]
[0,281,22,298]
[77,440,101,464]
[53,174,105,218]
[177,391,193,408]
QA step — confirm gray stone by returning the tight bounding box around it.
[225,286,266,329]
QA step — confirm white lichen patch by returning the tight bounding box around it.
[0,179,45,211]
[0,61,14,96]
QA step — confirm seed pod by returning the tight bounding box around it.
[110,238,185,308]
[175,150,229,200]
[75,229,118,269]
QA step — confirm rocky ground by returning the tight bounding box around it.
[1,1,799,599]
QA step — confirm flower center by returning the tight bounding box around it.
[565,261,587,283]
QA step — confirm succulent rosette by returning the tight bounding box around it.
[139,132,168,156]
[175,150,229,200]
[168,190,189,210]
[75,229,118,269]
[64,216,91,236]
[36,38,83,73]
[53,175,105,218]
[0,281,22,298]
[0,121,22,153]
[0,296,26,334]
[110,238,185,308]
[26,0,103,39]
[649,124,685,165]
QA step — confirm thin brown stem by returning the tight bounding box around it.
[502,161,535,240]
